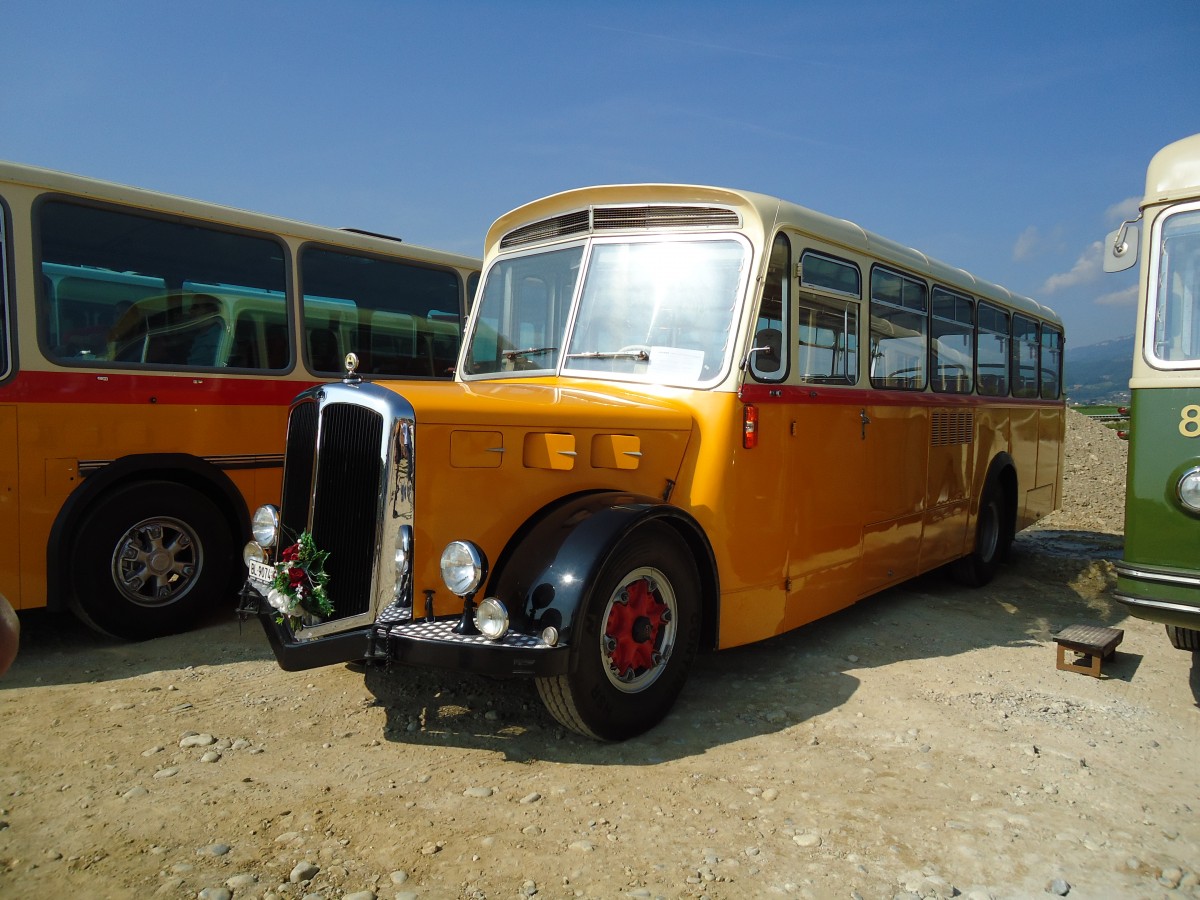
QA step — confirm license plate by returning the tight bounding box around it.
[247,559,276,586]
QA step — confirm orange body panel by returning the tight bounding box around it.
[5,395,288,609]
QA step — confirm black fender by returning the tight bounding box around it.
[46,453,251,611]
[487,491,719,655]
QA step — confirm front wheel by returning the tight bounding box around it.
[70,480,234,640]
[1165,625,1200,652]
[536,522,701,741]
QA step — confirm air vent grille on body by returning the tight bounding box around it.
[930,409,974,446]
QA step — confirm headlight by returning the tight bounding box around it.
[252,505,280,547]
[1178,468,1200,512]
[475,597,509,640]
[242,542,268,566]
[440,541,487,597]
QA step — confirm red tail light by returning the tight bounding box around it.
[743,404,759,449]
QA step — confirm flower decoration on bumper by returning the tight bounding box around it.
[267,532,333,624]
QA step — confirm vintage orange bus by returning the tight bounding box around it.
[241,184,1065,739]
[0,161,479,639]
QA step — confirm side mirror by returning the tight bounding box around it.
[1103,224,1139,273]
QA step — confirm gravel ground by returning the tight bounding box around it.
[1,409,1197,900]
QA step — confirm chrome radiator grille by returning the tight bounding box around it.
[279,397,385,622]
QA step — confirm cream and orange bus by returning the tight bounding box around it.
[241,184,1065,739]
[0,161,479,639]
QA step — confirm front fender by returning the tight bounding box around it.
[488,492,716,651]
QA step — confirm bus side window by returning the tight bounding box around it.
[795,251,861,385]
[0,208,8,378]
[750,233,789,381]
[976,301,1010,396]
[1011,314,1039,398]
[1040,325,1063,399]
[869,266,928,389]
[930,287,974,393]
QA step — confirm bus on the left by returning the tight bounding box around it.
[0,161,480,639]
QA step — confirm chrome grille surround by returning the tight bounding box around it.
[277,381,415,641]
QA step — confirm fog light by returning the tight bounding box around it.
[252,505,280,547]
[541,626,560,647]
[242,542,268,567]
[475,597,509,640]
[441,541,487,597]
[1178,468,1200,512]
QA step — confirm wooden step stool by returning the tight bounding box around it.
[1054,624,1124,678]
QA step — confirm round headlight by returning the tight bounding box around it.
[1179,468,1200,512]
[252,505,280,547]
[242,541,268,567]
[440,541,487,597]
[475,597,509,641]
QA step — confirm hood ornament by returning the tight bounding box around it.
[343,352,362,384]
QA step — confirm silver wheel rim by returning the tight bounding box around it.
[110,516,203,608]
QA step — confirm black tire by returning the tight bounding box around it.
[951,479,1008,587]
[1165,625,1200,652]
[536,522,701,741]
[70,480,234,640]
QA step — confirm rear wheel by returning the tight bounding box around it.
[951,480,1008,587]
[1165,625,1200,652]
[70,480,234,640]
[536,522,700,740]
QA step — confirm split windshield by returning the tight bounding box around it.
[464,236,747,387]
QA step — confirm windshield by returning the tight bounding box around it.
[1150,205,1200,366]
[464,236,747,386]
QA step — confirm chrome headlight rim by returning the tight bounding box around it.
[475,597,509,641]
[1178,467,1200,513]
[251,505,280,547]
[440,540,487,597]
[242,541,269,567]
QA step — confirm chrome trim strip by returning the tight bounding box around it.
[1114,561,1200,589]
[78,453,285,477]
[1113,593,1200,616]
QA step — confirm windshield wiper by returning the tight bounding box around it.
[565,349,649,361]
[503,346,558,361]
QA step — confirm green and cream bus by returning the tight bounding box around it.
[1105,132,1200,651]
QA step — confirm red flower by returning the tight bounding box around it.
[281,544,300,562]
[288,567,305,587]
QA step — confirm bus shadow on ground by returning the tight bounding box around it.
[0,605,273,689]
[362,538,1142,763]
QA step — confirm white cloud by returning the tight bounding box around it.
[1042,240,1104,293]
[1094,284,1138,307]
[1013,225,1039,262]
[1106,196,1141,224]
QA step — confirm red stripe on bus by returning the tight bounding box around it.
[0,369,320,406]
[736,383,1064,408]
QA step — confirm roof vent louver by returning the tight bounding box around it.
[500,204,739,248]
[499,211,590,248]
[592,205,739,230]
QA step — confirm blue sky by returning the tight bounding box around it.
[2,1,1197,348]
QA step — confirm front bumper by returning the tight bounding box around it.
[1114,561,1200,631]
[237,582,570,676]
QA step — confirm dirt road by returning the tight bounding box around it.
[1,413,1197,900]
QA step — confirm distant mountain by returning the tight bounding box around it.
[1064,335,1134,404]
